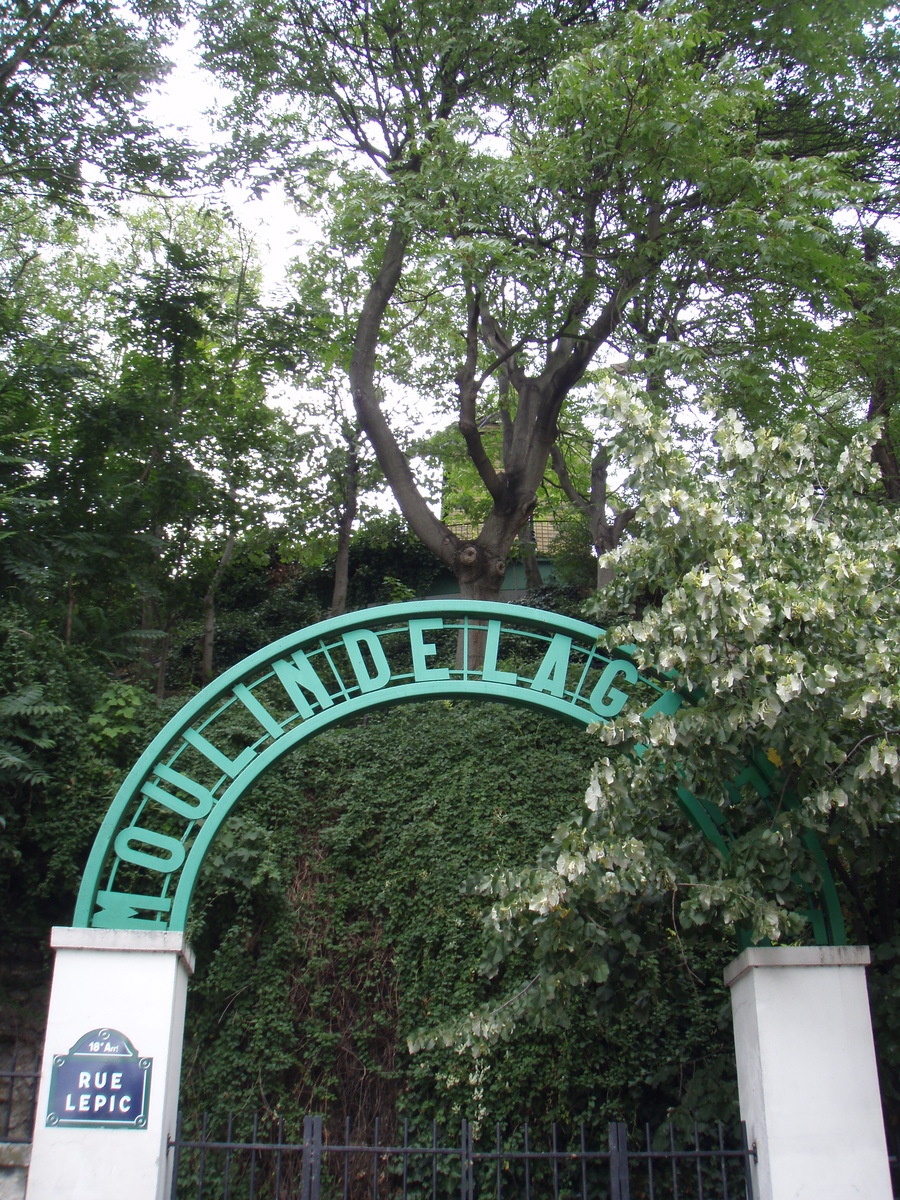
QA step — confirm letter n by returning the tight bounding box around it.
[272,651,334,719]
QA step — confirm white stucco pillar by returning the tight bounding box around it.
[725,945,891,1200]
[26,928,194,1200]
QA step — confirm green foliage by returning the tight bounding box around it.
[85,684,146,756]
[0,0,187,212]
[198,0,900,610]
[0,682,67,790]
[270,516,446,623]
[460,390,900,1122]
[180,699,740,1142]
[0,592,203,938]
[0,194,322,692]
[336,517,445,606]
[0,608,127,922]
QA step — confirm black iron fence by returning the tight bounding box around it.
[888,1132,900,1197]
[0,1049,40,1144]
[168,1114,756,1200]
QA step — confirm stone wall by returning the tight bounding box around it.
[0,1144,29,1200]
[0,929,51,1200]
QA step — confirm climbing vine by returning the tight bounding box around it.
[178,699,739,1144]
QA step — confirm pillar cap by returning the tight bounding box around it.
[51,926,195,974]
[724,944,870,988]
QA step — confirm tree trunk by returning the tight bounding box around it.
[200,590,216,687]
[156,626,170,700]
[518,518,544,591]
[868,378,900,501]
[453,541,509,668]
[330,432,360,617]
[140,593,158,686]
[64,575,75,644]
[348,212,644,641]
[550,442,637,590]
[860,230,900,501]
[200,523,238,687]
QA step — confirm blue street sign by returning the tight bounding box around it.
[46,1029,151,1129]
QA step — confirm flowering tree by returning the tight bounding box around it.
[429,391,900,1047]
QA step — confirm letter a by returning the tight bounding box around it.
[530,635,572,698]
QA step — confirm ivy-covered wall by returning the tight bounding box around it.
[179,699,739,1144]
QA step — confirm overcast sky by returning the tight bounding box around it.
[143,22,314,301]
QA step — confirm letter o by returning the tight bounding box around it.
[114,827,186,874]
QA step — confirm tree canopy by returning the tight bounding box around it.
[197,0,900,601]
[0,0,187,210]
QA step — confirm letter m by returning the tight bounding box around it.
[92,890,173,930]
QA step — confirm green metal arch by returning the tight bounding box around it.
[71,600,845,944]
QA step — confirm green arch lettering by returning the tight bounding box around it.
[71,601,844,945]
